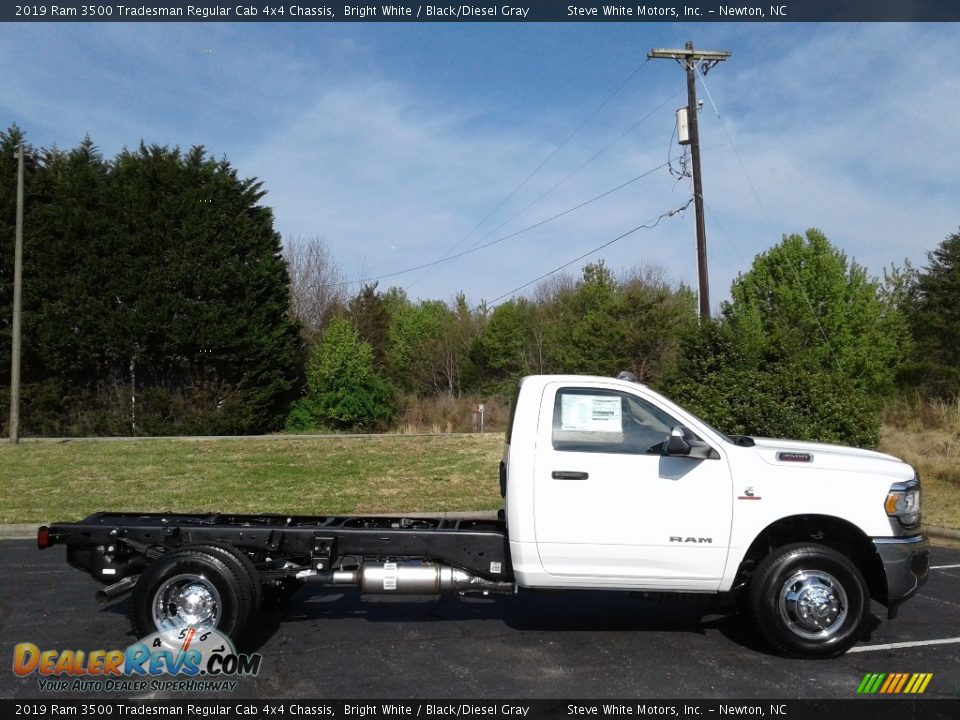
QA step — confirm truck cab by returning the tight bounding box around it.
[502,374,929,656]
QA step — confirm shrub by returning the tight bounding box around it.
[287,317,395,431]
[658,321,880,447]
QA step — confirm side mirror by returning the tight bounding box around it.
[663,425,718,460]
[665,426,691,456]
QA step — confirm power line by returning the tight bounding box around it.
[460,88,683,254]
[323,159,673,288]
[401,86,683,293]
[667,120,691,192]
[484,197,694,309]
[695,64,842,372]
[405,58,652,292]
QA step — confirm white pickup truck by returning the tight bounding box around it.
[40,373,929,658]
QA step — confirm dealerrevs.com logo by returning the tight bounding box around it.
[13,628,262,693]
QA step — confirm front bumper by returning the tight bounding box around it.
[873,535,930,616]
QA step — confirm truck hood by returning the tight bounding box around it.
[749,437,915,481]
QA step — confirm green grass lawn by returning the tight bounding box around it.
[1,426,956,530]
[0,434,504,524]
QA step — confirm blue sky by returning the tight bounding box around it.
[1,21,957,311]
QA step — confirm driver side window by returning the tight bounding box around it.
[551,387,679,454]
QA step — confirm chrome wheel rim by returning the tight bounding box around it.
[778,569,848,640]
[152,573,221,636]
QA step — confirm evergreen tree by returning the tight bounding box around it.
[347,283,391,371]
[1,128,303,435]
[26,140,113,386]
[905,229,960,396]
[103,143,303,433]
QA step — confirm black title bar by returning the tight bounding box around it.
[3,699,960,720]
[5,1,960,23]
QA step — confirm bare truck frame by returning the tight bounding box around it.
[39,511,516,639]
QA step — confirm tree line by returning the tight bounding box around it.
[0,126,301,435]
[2,126,958,443]
[284,256,696,432]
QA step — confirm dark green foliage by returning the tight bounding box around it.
[26,140,114,387]
[102,143,303,433]
[903,230,960,398]
[348,283,391,371]
[541,262,696,379]
[660,230,909,447]
[288,317,394,431]
[542,262,628,375]
[659,322,880,447]
[724,229,909,397]
[0,128,303,435]
[471,298,542,391]
[388,294,476,396]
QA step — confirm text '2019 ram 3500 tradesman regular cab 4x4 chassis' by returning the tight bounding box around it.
[39,374,929,658]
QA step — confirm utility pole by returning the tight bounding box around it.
[9,143,24,444]
[649,41,730,322]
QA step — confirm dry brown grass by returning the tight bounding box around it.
[393,394,510,434]
[880,396,960,529]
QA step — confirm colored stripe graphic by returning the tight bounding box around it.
[857,673,885,694]
[857,673,932,694]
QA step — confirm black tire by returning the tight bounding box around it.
[189,543,263,616]
[129,547,251,642]
[749,543,868,658]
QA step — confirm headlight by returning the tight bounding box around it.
[885,478,922,530]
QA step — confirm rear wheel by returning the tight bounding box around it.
[129,547,252,641]
[189,543,262,616]
[749,543,868,658]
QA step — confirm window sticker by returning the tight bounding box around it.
[560,394,622,433]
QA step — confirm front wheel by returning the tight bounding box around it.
[749,543,868,658]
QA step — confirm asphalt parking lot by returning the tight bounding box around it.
[1,539,957,700]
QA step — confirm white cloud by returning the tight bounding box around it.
[2,22,956,310]
[239,74,688,304]
[690,24,960,303]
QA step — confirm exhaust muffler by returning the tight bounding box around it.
[322,561,513,595]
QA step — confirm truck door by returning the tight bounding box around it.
[533,383,733,590]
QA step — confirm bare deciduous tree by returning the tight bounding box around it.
[283,236,347,341]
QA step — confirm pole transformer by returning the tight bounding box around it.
[10,144,24,444]
[648,41,730,322]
